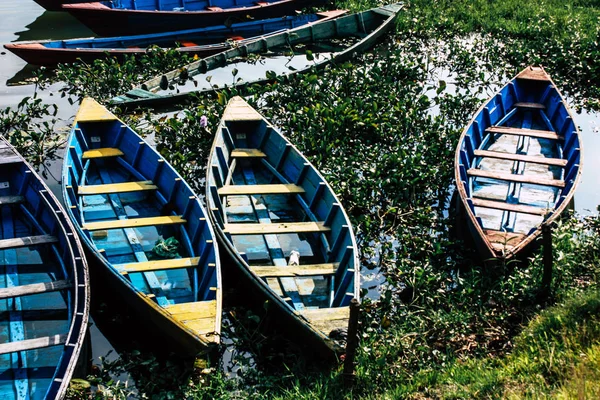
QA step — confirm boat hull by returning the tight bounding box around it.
[63,0,324,36]
[0,138,89,400]
[454,66,582,260]
[61,99,222,356]
[4,11,346,66]
[111,4,402,109]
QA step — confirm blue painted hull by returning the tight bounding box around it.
[455,66,582,259]
[63,0,325,36]
[61,99,222,355]
[206,97,360,355]
[0,138,89,400]
[4,12,345,66]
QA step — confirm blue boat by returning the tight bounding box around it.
[0,138,89,399]
[63,0,325,36]
[455,66,582,259]
[62,99,222,355]
[4,11,345,66]
[206,97,359,355]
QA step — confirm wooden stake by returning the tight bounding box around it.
[343,298,360,389]
[541,223,553,298]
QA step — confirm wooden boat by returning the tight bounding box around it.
[206,96,359,354]
[0,138,89,399]
[111,3,402,109]
[455,66,582,259]
[4,11,345,67]
[61,98,222,355]
[63,0,326,36]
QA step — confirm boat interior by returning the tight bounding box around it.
[0,149,81,399]
[457,73,581,251]
[64,116,218,321]
[208,114,356,316]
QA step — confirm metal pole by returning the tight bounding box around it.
[343,298,360,389]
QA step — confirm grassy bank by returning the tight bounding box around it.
[2,0,600,399]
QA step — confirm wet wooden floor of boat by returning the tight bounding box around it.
[224,157,331,309]
[471,109,562,241]
[0,205,70,399]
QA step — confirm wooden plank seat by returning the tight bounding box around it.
[83,215,186,231]
[471,197,551,216]
[485,126,563,141]
[298,307,349,334]
[0,234,58,251]
[82,147,125,159]
[251,263,338,277]
[514,102,546,110]
[224,221,330,235]
[0,280,72,300]
[467,168,565,188]
[0,334,68,356]
[218,184,304,196]
[206,6,223,11]
[231,149,266,158]
[474,149,567,167]
[78,180,157,195]
[0,195,25,206]
[116,257,201,274]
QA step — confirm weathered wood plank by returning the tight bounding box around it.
[0,280,72,300]
[486,126,563,141]
[251,263,338,277]
[298,307,350,321]
[82,147,125,159]
[0,334,68,355]
[474,149,567,167]
[222,97,262,121]
[83,215,185,231]
[75,97,118,122]
[218,184,305,196]
[467,168,565,188]
[485,230,525,248]
[78,180,157,195]
[224,221,330,235]
[516,66,551,81]
[471,197,550,216]
[0,147,21,164]
[231,149,266,158]
[116,257,200,273]
[166,300,217,321]
[298,307,349,335]
[0,234,58,250]
[514,102,545,110]
[182,317,217,336]
[0,195,25,206]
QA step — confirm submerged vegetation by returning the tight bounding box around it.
[2,0,600,398]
